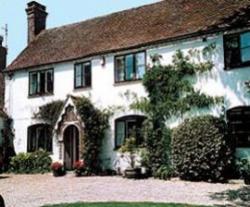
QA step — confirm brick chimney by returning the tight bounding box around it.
[0,36,7,108]
[26,1,48,44]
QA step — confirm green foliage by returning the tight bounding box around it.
[119,137,137,154]
[130,46,223,178]
[143,119,171,177]
[34,100,64,126]
[0,117,15,171]
[172,115,233,182]
[236,158,250,179]
[74,96,109,174]
[142,49,221,119]
[154,165,173,180]
[10,150,52,174]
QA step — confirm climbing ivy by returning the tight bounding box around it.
[131,45,223,177]
[74,96,110,174]
[34,100,64,126]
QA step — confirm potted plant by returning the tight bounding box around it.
[73,160,85,176]
[51,162,65,177]
[119,137,141,179]
[237,158,250,185]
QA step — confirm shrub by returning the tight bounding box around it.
[172,115,233,182]
[154,165,173,180]
[236,158,250,184]
[10,150,52,174]
[143,119,172,178]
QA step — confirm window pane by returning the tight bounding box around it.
[83,62,91,87]
[116,121,125,147]
[125,54,134,80]
[136,52,145,66]
[136,53,146,79]
[75,64,82,87]
[40,72,46,94]
[29,73,38,95]
[46,70,53,93]
[241,32,250,48]
[115,57,125,82]
[224,35,241,69]
[241,48,250,62]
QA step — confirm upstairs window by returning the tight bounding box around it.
[74,62,91,89]
[115,115,146,148]
[29,69,54,96]
[115,52,146,83]
[27,124,52,152]
[224,32,250,70]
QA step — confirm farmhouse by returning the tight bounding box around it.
[4,0,250,170]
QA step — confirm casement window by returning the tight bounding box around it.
[115,52,146,83]
[29,69,54,96]
[27,124,52,152]
[224,31,250,70]
[74,62,91,89]
[227,106,250,148]
[115,115,146,148]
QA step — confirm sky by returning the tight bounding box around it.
[0,0,158,65]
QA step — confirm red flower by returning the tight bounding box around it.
[73,160,85,170]
[51,162,63,171]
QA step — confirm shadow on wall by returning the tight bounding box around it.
[210,186,250,207]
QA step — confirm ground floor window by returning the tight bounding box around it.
[27,124,52,152]
[115,115,146,148]
[227,106,250,148]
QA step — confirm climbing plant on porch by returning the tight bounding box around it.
[35,96,110,174]
[74,96,110,174]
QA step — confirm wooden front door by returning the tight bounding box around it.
[63,125,79,170]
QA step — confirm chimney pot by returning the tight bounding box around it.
[26,1,48,44]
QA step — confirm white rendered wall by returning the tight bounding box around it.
[5,33,250,168]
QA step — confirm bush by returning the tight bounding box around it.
[154,165,173,180]
[10,150,52,174]
[143,119,172,178]
[172,115,233,182]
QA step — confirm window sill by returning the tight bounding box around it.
[114,79,142,87]
[225,62,250,71]
[28,93,54,99]
[74,86,92,92]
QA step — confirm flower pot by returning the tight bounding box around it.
[52,169,65,177]
[124,168,141,179]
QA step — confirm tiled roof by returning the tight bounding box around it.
[7,0,250,71]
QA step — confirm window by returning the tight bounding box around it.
[115,115,146,148]
[29,69,54,96]
[74,62,91,89]
[115,52,146,82]
[224,31,250,70]
[227,106,250,148]
[27,124,52,152]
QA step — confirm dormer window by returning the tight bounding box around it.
[29,69,54,96]
[224,31,250,70]
[115,52,146,83]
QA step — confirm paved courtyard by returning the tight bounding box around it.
[0,173,249,207]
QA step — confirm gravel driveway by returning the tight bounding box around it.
[0,173,247,207]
